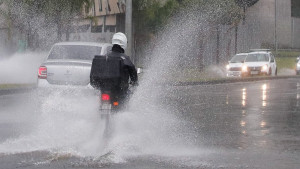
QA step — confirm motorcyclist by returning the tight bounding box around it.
[91,32,138,103]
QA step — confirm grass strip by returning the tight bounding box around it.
[0,84,36,90]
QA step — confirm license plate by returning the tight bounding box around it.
[251,71,259,75]
[233,72,240,75]
[101,103,111,110]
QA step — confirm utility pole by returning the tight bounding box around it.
[216,25,220,64]
[292,17,294,49]
[274,0,278,54]
[125,0,133,61]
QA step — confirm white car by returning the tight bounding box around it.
[37,42,112,88]
[226,53,248,77]
[296,57,300,75]
[241,50,277,77]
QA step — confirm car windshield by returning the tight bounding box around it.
[48,45,102,60]
[245,53,269,62]
[230,54,247,63]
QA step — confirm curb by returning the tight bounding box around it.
[170,75,300,86]
[1,76,300,95]
[0,85,36,96]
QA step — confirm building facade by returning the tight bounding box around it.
[69,0,126,43]
[1,0,299,61]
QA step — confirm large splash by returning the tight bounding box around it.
[0,52,47,84]
[0,18,203,164]
[0,1,234,165]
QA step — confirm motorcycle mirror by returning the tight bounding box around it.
[137,68,143,74]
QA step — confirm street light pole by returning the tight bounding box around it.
[125,0,133,60]
[274,0,278,54]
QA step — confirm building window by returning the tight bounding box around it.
[92,25,103,33]
[105,25,116,33]
[99,0,102,11]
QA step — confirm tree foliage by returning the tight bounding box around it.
[0,0,93,50]
[178,0,242,26]
[42,0,93,41]
[133,0,242,36]
[133,0,180,34]
[234,0,259,8]
[132,0,242,65]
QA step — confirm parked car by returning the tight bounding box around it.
[241,50,277,77]
[226,53,248,77]
[296,57,300,75]
[37,42,112,88]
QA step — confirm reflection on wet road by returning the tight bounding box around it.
[165,78,300,168]
[173,79,300,149]
[0,78,300,169]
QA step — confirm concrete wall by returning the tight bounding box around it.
[236,0,293,52]
[197,0,298,66]
[276,0,292,48]
[292,17,300,48]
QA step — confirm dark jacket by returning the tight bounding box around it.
[107,45,138,91]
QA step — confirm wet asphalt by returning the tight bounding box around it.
[0,78,300,169]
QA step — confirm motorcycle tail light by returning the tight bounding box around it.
[101,94,110,101]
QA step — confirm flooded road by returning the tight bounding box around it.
[0,78,300,169]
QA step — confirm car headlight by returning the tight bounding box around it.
[242,65,248,72]
[226,65,230,70]
[261,65,268,72]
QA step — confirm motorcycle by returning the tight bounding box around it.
[99,68,141,136]
[99,67,142,112]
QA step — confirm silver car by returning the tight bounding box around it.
[37,42,112,88]
[241,51,277,77]
[296,57,300,75]
[226,53,248,77]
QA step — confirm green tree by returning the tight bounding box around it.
[178,0,241,25]
[0,0,44,49]
[234,0,259,8]
[0,0,15,53]
[0,0,93,50]
[133,0,242,39]
[43,0,93,41]
[133,0,180,47]
[0,0,12,40]
[133,0,242,64]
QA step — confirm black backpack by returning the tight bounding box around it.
[90,55,123,90]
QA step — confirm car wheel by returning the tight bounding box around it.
[268,68,272,76]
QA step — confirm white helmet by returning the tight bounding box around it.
[112,32,127,50]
